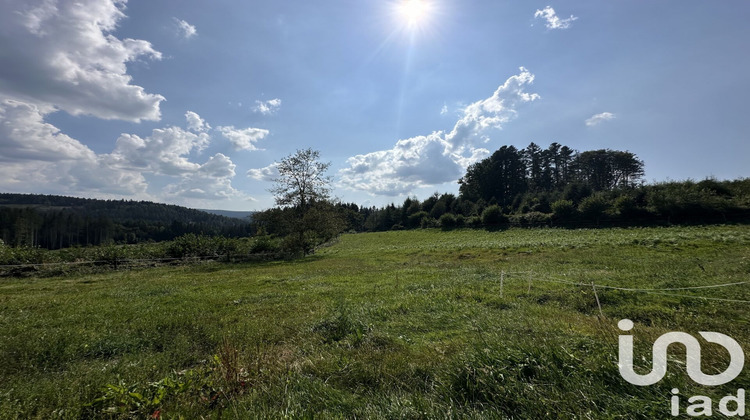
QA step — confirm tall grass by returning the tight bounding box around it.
[1,225,748,418]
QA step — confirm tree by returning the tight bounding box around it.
[269,148,341,255]
[459,145,527,206]
[271,148,332,209]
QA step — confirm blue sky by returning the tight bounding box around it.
[1,0,748,210]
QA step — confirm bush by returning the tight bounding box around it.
[407,211,429,229]
[166,234,236,258]
[466,216,483,228]
[94,243,127,267]
[420,217,439,229]
[578,195,610,223]
[510,212,552,226]
[439,213,458,230]
[612,195,637,218]
[250,234,278,253]
[481,205,508,227]
[0,245,47,265]
[551,199,576,220]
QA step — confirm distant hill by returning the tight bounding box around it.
[0,193,252,249]
[198,209,255,220]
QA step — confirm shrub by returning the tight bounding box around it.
[481,205,508,227]
[250,234,278,254]
[166,234,234,258]
[407,211,429,229]
[613,195,637,218]
[551,199,576,220]
[439,213,458,230]
[510,211,552,226]
[420,217,439,229]
[578,195,610,223]
[94,243,127,267]
[0,245,47,265]
[466,216,483,228]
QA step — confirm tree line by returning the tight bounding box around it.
[253,144,749,244]
[3,143,749,256]
[0,194,251,249]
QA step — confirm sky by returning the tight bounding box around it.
[0,0,748,211]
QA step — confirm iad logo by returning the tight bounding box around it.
[618,319,744,386]
[618,319,746,417]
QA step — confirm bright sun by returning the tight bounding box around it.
[397,0,431,27]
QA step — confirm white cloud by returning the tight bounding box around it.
[585,112,616,126]
[534,6,578,30]
[185,111,210,132]
[253,98,282,115]
[440,104,448,115]
[107,126,211,175]
[0,100,96,162]
[247,163,279,182]
[164,153,240,200]
[0,0,164,122]
[0,98,250,200]
[0,99,148,196]
[217,126,269,151]
[174,18,197,39]
[339,67,539,196]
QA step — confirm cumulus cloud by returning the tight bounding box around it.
[0,101,249,200]
[534,6,578,30]
[585,112,616,126]
[440,104,448,115]
[0,0,165,122]
[106,128,242,199]
[185,111,210,132]
[339,67,540,195]
[0,2,256,202]
[218,126,269,151]
[107,127,211,176]
[253,98,282,115]
[164,153,240,200]
[174,18,197,39]
[247,162,279,182]
[0,100,96,162]
[0,99,148,195]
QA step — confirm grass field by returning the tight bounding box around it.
[1,225,750,418]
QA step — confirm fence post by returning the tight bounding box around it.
[592,281,604,319]
[500,271,504,298]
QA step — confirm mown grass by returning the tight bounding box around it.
[1,225,749,418]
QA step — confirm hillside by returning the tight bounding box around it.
[0,193,252,248]
[199,209,255,220]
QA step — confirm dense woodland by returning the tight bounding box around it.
[0,194,251,249]
[2,142,750,252]
[327,143,750,232]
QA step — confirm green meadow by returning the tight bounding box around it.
[1,225,750,418]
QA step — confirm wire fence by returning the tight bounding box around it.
[3,257,749,306]
[496,270,750,307]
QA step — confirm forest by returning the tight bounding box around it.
[2,142,750,252]
[0,194,251,249]
[256,142,750,236]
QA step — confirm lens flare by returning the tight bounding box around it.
[397,0,431,27]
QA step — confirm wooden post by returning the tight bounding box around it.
[592,281,604,318]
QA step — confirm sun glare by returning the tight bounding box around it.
[397,0,432,27]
